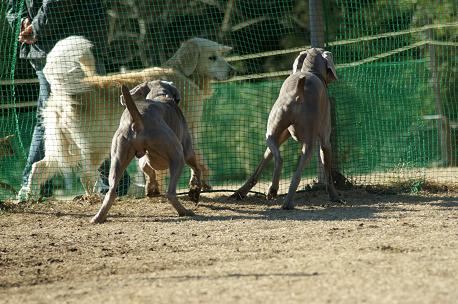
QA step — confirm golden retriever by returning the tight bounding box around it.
[21,36,234,200]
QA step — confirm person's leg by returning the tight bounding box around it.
[19,59,53,197]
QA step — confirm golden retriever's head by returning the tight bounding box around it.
[166,37,235,81]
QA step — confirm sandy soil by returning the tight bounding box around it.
[1,189,457,304]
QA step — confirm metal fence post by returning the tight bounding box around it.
[428,29,452,166]
[309,0,348,188]
[309,0,327,185]
[309,0,325,48]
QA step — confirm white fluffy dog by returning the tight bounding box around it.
[20,36,234,200]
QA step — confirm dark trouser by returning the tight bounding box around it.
[94,59,130,196]
[22,59,130,196]
[21,60,52,195]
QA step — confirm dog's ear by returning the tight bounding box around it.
[218,44,232,53]
[322,51,338,82]
[295,74,306,102]
[171,40,199,76]
[292,51,307,74]
[119,82,151,106]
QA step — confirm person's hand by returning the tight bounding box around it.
[19,18,37,44]
[20,18,30,32]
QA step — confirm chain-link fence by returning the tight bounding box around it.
[0,0,457,200]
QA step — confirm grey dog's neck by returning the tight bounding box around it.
[313,71,327,86]
[302,57,327,85]
[302,68,327,86]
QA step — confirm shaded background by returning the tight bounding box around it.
[0,0,457,199]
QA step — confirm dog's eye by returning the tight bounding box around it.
[209,55,217,61]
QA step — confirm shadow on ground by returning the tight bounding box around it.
[2,188,457,224]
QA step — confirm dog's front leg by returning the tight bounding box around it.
[192,149,212,191]
[139,156,160,197]
[319,143,343,203]
[231,130,290,201]
[185,154,202,204]
[25,158,59,201]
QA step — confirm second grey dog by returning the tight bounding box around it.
[91,81,201,224]
[231,48,342,209]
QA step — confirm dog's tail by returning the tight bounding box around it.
[43,36,96,94]
[121,85,144,132]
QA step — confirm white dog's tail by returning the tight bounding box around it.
[44,36,96,94]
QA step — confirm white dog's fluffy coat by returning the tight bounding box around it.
[22,36,233,199]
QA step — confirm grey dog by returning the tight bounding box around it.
[231,48,343,209]
[91,81,201,223]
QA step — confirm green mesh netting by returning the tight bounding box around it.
[0,0,457,200]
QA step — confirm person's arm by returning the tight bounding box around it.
[29,0,67,40]
[4,0,27,30]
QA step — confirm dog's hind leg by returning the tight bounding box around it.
[231,130,289,200]
[266,131,291,199]
[282,142,314,210]
[230,148,272,200]
[167,158,195,216]
[91,145,135,224]
[266,135,283,200]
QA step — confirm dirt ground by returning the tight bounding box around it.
[1,188,457,304]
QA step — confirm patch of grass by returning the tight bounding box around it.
[364,180,455,195]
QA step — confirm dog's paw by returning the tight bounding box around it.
[17,186,42,203]
[331,198,346,205]
[266,187,278,200]
[16,186,30,203]
[146,191,161,197]
[200,180,212,191]
[146,187,161,197]
[73,194,102,204]
[90,215,106,224]
[229,191,245,200]
[281,202,295,210]
[178,208,195,217]
[329,193,346,205]
[188,188,201,204]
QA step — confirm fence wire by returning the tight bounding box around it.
[0,0,457,200]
